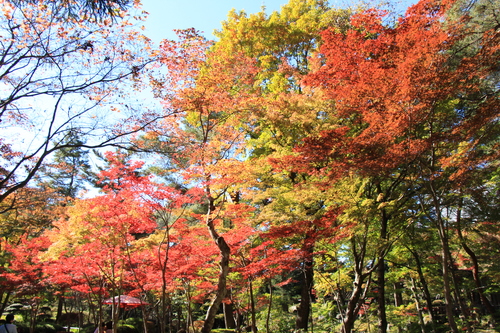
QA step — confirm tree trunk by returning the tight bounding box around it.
[456,201,497,320]
[201,217,231,333]
[342,237,374,333]
[410,277,427,333]
[427,179,459,333]
[186,282,194,332]
[438,222,459,333]
[409,248,437,327]
[376,258,387,333]
[0,290,11,316]
[342,271,372,333]
[449,260,473,333]
[376,208,389,333]
[223,290,236,330]
[394,282,404,307]
[266,281,273,333]
[295,256,314,331]
[249,278,257,333]
[55,294,64,324]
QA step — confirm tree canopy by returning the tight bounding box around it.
[1,0,500,332]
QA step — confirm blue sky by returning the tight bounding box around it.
[140,0,311,44]
[139,0,414,45]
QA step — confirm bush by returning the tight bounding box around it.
[116,324,139,333]
[121,317,143,329]
[34,323,66,333]
[79,324,99,333]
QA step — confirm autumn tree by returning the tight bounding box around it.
[0,235,52,333]
[297,0,500,330]
[0,185,66,315]
[42,152,163,328]
[211,2,352,330]
[0,0,161,204]
[136,28,263,332]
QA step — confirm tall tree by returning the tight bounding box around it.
[211,2,351,330]
[298,0,500,330]
[0,0,161,204]
[42,152,166,327]
[39,131,93,199]
[148,28,261,332]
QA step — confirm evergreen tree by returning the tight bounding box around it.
[41,132,93,199]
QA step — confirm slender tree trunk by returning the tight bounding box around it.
[141,306,149,333]
[159,270,168,333]
[0,290,11,316]
[266,281,273,333]
[377,187,389,333]
[249,278,257,333]
[201,217,231,333]
[342,280,363,333]
[376,210,388,333]
[342,271,372,333]
[186,282,193,332]
[426,179,459,333]
[56,294,64,324]
[456,201,496,320]
[449,260,473,333]
[462,241,495,313]
[437,221,459,333]
[410,277,427,333]
[420,134,460,332]
[409,248,437,327]
[394,282,404,307]
[342,236,374,333]
[295,256,314,331]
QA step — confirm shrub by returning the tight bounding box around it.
[117,324,139,333]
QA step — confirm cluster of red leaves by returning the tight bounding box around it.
[283,0,499,183]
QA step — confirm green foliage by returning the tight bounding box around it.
[254,293,295,333]
[12,322,66,333]
[311,300,341,332]
[78,324,98,333]
[116,324,139,333]
[121,317,143,328]
[385,304,421,332]
[38,132,94,199]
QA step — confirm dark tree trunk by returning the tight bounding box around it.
[0,291,11,320]
[376,259,387,333]
[409,248,437,325]
[295,256,314,331]
[56,294,64,324]
[438,222,459,333]
[376,209,389,333]
[394,282,404,307]
[249,278,257,333]
[427,179,459,333]
[341,236,375,333]
[201,217,231,333]
[223,290,236,330]
[342,271,372,333]
[266,281,273,333]
[449,260,472,333]
[456,201,497,320]
[410,277,428,333]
